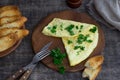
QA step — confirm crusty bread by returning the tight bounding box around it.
[0,33,18,52]
[0,5,18,13]
[0,17,27,29]
[82,66,102,80]
[0,5,29,52]
[85,55,104,69]
[0,28,29,39]
[82,55,104,80]
[0,16,21,25]
[0,9,21,18]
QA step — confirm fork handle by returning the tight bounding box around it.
[7,69,25,80]
[19,69,33,80]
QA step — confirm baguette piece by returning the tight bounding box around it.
[0,16,21,25]
[82,66,102,80]
[85,55,104,69]
[0,5,19,13]
[82,55,104,80]
[0,33,18,52]
[0,9,21,18]
[0,28,29,39]
[0,17,27,29]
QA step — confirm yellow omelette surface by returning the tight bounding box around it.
[42,18,99,66]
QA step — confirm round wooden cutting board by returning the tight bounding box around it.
[32,10,105,72]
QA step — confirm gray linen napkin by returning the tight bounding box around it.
[86,0,120,31]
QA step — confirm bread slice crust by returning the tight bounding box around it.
[0,16,21,25]
[0,28,29,39]
[0,17,27,29]
[0,9,21,18]
[0,33,18,52]
[0,5,19,13]
[85,55,104,69]
[82,66,102,80]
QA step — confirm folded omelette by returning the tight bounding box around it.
[42,18,98,66]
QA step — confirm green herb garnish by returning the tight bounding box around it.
[69,31,74,35]
[77,34,85,44]
[77,34,93,44]
[50,25,57,33]
[86,40,93,43]
[67,40,72,44]
[74,46,81,50]
[48,25,57,33]
[76,26,78,29]
[80,46,85,50]
[50,48,66,74]
[89,27,97,33]
[80,25,83,29]
[74,46,85,50]
[77,25,83,32]
[58,66,65,74]
[60,24,63,28]
[53,58,62,65]
[65,24,75,35]
[84,34,90,41]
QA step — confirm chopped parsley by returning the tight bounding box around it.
[67,40,73,44]
[80,25,83,29]
[58,66,65,74]
[77,34,86,44]
[76,26,78,29]
[60,24,63,28]
[74,46,80,50]
[89,27,97,33]
[77,25,84,32]
[65,24,75,35]
[74,46,85,50]
[48,25,57,33]
[77,34,93,44]
[80,46,85,50]
[86,40,93,43]
[50,48,66,74]
[51,25,57,33]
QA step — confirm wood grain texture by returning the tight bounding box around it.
[32,10,105,72]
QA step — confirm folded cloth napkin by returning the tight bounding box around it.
[86,0,120,31]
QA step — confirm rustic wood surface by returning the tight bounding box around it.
[0,0,120,80]
[32,10,105,72]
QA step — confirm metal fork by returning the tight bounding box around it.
[7,42,52,80]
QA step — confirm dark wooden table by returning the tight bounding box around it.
[0,0,120,80]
